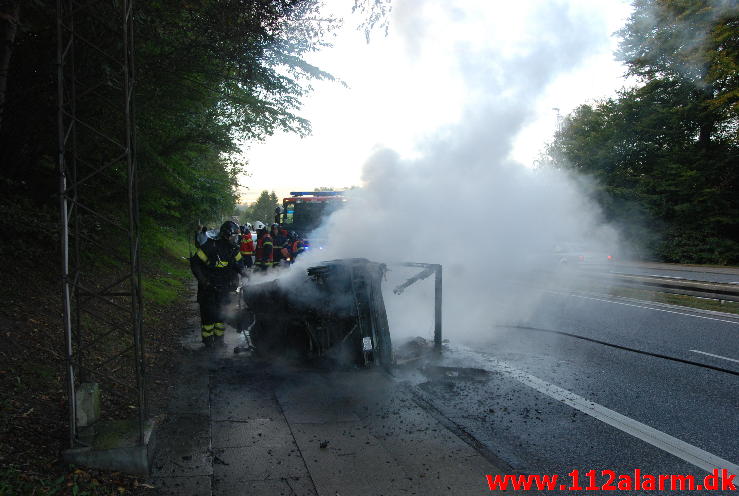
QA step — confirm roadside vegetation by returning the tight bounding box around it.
[238,190,281,226]
[544,0,738,264]
[0,0,337,493]
[0,227,193,494]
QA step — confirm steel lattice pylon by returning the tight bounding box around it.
[56,0,146,448]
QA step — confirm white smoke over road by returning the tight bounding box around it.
[292,0,625,342]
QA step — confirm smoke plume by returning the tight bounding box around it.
[291,0,626,343]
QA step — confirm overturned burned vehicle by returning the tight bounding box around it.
[238,259,395,367]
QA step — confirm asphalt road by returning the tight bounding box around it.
[411,290,739,494]
[606,262,739,284]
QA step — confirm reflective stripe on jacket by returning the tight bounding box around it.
[256,234,273,264]
[190,238,244,288]
[240,233,255,256]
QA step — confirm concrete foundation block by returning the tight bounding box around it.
[63,417,160,475]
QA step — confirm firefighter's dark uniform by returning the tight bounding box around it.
[289,235,304,263]
[272,229,288,266]
[255,231,273,270]
[190,237,245,343]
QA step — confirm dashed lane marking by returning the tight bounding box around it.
[689,350,739,364]
[482,357,739,477]
[566,293,739,326]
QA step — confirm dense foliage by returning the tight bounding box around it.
[547,0,738,263]
[0,4,338,490]
[0,0,335,235]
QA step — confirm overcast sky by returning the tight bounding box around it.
[239,0,634,204]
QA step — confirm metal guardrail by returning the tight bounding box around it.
[589,272,739,303]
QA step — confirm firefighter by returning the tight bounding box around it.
[279,228,291,262]
[270,224,282,266]
[255,224,273,270]
[254,228,262,263]
[190,220,246,347]
[253,222,265,268]
[195,225,208,247]
[239,225,254,269]
[271,224,289,266]
[289,231,304,263]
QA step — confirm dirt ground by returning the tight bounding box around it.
[0,258,195,495]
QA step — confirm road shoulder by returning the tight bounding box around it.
[148,299,512,495]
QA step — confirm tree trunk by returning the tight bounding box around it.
[0,1,20,134]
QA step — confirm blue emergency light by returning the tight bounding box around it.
[289,191,341,197]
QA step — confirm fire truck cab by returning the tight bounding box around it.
[275,191,345,249]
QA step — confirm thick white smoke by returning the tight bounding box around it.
[291,0,625,343]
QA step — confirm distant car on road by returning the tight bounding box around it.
[554,242,614,268]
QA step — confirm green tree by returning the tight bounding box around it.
[617,0,738,149]
[249,190,279,225]
[0,0,337,236]
[269,191,280,206]
[547,0,738,263]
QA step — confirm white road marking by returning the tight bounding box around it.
[611,271,689,280]
[689,349,739,364]
[647,274,685,280]
[567,293,739,325]
[482,357,739,476]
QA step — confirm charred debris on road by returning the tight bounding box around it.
[238,258,443,367]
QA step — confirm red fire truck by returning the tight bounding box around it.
[275,191,346,249]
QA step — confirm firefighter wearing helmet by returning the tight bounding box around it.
[270,223,287,266]
[190,221,246,347]
[254,222,273,270]
[239,224,255,268]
